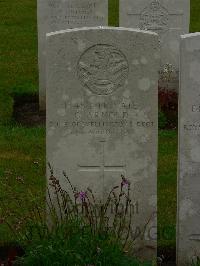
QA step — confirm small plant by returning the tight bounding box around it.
[15,219,148,266]
[46,163,133,249]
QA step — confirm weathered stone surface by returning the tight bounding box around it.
[119,0,190,90]
[37,0,108,109]
[177,32,200,266]
[46,27,159,259]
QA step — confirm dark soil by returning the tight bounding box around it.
[0,243,24,266]
[0,244,176,265]
[158,246,176,266]
[13,94,45,126]
[0,243,176,265]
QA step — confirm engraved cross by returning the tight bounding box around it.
[189,234,200,242]
[78,140,126,180]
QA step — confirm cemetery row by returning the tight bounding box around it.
[38,0,190,109]
[37,0,199,265]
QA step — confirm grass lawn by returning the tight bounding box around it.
[0,125,45,244]
[0,0,38,96]
[158,130,177,249]
[0,127,178,251]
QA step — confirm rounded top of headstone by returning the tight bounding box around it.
[46,26,159,37]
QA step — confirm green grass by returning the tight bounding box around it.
[0,0,38,95]
[109,0,119,26]
[190,0,200,32]
[0,125,45,244]
[158,130,177,248]
[0,0,38,123]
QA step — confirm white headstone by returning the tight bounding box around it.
[46,27,159,260]
[37,0,108,110]
[177,32,200,266]
[119,0,190,90]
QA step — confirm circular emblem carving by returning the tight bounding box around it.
[77,44,129,95]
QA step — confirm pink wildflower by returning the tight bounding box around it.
[78,191,87,201]
[121,175,130,187]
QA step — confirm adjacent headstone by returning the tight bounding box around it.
[37,0,108,110]
[177,32,200,265]
[46,27,159,260]
[119,0,190,90]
